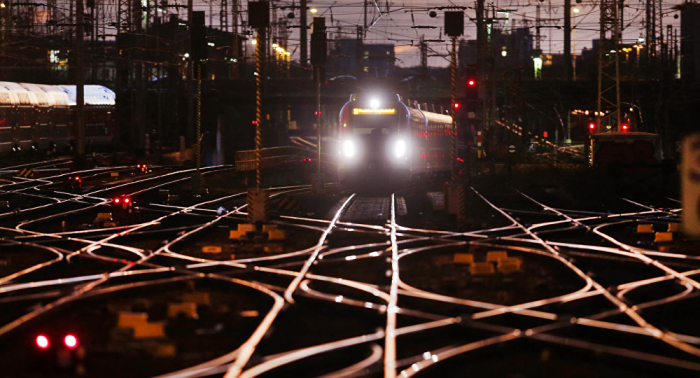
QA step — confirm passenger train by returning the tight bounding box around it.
[337,92,454,182]
[0,82,116,154]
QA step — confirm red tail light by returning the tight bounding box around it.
[64,334,78,349]
[114,198,120,204]
[36,335,50,349]
[124,198,130,204]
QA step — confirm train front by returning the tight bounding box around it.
[337,93,412,183]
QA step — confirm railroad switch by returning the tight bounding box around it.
[486,251,509,262]
[453,253,474,264]
[229,223,287,254]
[469,262,495,275]
[182,292,210,305]
[636,224,654,234]
[148,343,177,358]
[654,232,674,243]
[116,311,166,339]
[201,246,223,254]
[93,213,114,228]
[167,303,199,320]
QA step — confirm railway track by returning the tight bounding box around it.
[0,161,698,377]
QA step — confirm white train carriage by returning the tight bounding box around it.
[0,82,116,154]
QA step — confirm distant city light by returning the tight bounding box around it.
[252,39,257,45]
[501,50,507,57]
[310,7,318,13]
[573,7,580,13]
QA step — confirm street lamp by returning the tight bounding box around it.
[572,7,579,80]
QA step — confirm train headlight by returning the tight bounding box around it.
[342,139,356,158]
[370,98,380,109]
[394,139,407,158]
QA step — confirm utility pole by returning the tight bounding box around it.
[363,0,367,38]
[191,11,206,195]
[420,35,427,78]
[450,35,457,182]
[311,16,326,193]
[247,1,271,224]
[564,0,572,81]
[76,0,85,163]
[300,0,307,67]
[232,0,239,78]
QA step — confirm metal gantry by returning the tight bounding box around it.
[597,0,622,132]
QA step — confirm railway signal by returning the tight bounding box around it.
[112,195,133,211]
[63,176,82,191]
[466,78,477,100]
[588,122,596,131]
[621,124,629,132]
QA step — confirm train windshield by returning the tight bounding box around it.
[349,113,397,134]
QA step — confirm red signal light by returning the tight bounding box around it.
[467,79,476,87]
[622,124,629,132]
[588,122,596,131]
[64,334,78,349]
[454,103,460,110]
[36,335,50,349]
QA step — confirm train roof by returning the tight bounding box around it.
[56,85,116,106]
[591,132,659,140]
[0,82,114,106]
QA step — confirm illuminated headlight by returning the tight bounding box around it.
[370,98,380,108]
[394,139,407,158]
[342,139,356,158]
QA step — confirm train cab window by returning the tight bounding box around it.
[352,127,390,135]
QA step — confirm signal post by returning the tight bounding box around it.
[443,10,467,225]
[311,17,327,193]
[247,1,271,223]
